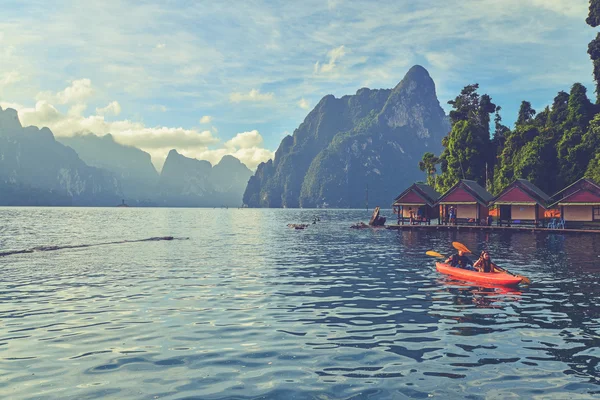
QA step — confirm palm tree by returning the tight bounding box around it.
[419,152,440,187]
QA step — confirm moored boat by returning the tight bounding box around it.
[436,262,522,286]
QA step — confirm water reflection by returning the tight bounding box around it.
[1,208,599,399]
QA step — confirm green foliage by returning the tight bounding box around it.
[419,152,440,186]
[587,0,600,27]
[435,84,497,193]
[516,101,536,126]
[585,151,600,183]
[421,2,600,197]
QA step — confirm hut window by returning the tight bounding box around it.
[594,206,600,221]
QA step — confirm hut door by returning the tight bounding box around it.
[499,205,511,221]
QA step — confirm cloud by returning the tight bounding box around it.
[229,89,275,103]
[150,104,168,112]
[2,100,220,150]
[96,101,122,116]
[1,77,274,171]
[0,71,22,88]
[224,130,264,149]
[423,52,462,71]
[200,115,212,123]
[314,45,347,74]
[146,130,274,170]
[298,98,310,109]
[36,78,94,105]
[531,0,587,17]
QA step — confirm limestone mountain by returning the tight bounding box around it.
[158,150,252,207]
[243,65,450,208]
[58,133,159,203]
[0,106,122,206]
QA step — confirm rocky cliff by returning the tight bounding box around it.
[58,133,159,203]
[243,65,450,208]
[158,150,252,207]
[0,106,122,206]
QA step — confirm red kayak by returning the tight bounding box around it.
[436,262,522,286]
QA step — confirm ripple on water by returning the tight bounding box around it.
[1,208,600,399]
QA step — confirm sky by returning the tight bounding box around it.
[0,0,595,171]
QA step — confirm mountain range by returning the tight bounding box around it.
[1,65,448,208]
[0,106,252,207]
[243,65,450,208]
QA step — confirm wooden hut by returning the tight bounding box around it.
[436,180,493,225]
[392,183,440,225]
[490,179,551,226]
[550,178,600,227]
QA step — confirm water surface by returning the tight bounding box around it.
[1,208,599,399]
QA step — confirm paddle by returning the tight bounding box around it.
[452,241,531,284]
[426,250,446,258]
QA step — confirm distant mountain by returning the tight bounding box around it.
[243,65,450,208]
[210,155,255,205]
[0,106,122,206]
[158,150,252,207]
[58,133,159,203]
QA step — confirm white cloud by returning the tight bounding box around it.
[298,98,310,109]
[423,52,462,71]
[225,130,264,149]
[2,100,220,151]
[150,105,168,112]
[156,43,166,49]
[96,101,122,116]
[0,71,22,88]
[200,115,212,123]
[531,0,587,17]
[315,45,347,74]
[36,78,94,105]
[229,89,274,103]
[328,0,342,10]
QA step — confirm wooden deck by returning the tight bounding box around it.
[386,224,600,234]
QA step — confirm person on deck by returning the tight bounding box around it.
[445,250,474,270]
[448,206,456,225]
[474,251,498,273]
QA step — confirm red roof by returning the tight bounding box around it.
[395,191,426,204]
[558,189,600,204]
[440,186,478,203]
[552,178,600,205]
[436,180,493,205]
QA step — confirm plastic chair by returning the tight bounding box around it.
[558,218,565,229]
[547,218,556,229]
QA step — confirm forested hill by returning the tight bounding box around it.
[419,0,600,196]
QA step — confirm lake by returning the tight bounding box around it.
[1,207,599,399]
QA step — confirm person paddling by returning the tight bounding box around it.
[474,251,498,273]
[445,250,474,270]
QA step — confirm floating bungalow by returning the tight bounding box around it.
[392,183,440,225]
[436,180,493,225]
[550,178,600,227]
[490,179,551,227]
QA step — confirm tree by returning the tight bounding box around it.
[585,151,600,183]
[419,152,440,186]
[588,1,600,101]
[433,84,498,192]
[587,0,600,27]
[516,101,536,126]
[588,34,600,103]
[557,84,596,186]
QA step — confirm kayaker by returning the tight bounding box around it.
[474,251,498,273]
[445,250,474,270]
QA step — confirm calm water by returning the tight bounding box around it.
[1,208,600,399]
